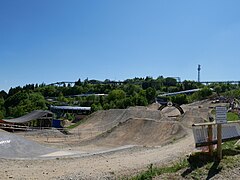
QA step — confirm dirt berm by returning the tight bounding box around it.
[80,118,187,147]
[72,106,165,130]
[72,106,188,147]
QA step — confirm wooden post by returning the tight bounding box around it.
[208,125,213,156]
[217,124,222,160]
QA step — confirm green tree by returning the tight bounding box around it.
[133,94,148,106]
[0,97,6,119]
[9,106,25,118]
[123,84,141,96]
[133,90,148,106]
[182,80,199,90]
[146,87,156,104]
[163,77,177,86]
[171,94,188,105]
[0,90,7,99]
[91,103,103,112]
[189,87,212,101]
[29,92,47,110]
[57,92,69,103]
[4,92,47,117]
[107,89,126,102]
[214,85,222,95]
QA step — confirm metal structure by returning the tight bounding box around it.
[159,88,200,97]
[200,80,240,85]
[158,102,184,115]
[50,106,91,119]
[1,110,54,128]
[50,105,91,113]
[198,64,201,82]
[47,78,240,87]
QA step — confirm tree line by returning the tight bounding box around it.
[1,76,240,119]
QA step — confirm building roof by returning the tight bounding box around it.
[2,110,53,123]
[50,106,91,111]
[159,89,201,97]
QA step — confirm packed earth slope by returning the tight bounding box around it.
[70,106,167,141]
[80,118,187,147]
[0,129,56,159]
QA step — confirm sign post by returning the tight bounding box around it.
[217,124,222,159]
[207,125,213,156]
[215,106,227,160]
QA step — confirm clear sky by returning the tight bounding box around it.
[1,0,240,92]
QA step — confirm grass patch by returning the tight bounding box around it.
[66,118,87,129]
[183,150,240,179]
[227,112,239,122]
[127,159,189,180]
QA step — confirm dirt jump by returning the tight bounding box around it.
[70,106,185,145]
[0,100,215,179]
[77,118,186,147]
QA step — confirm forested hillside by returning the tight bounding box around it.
[0,76,239,118]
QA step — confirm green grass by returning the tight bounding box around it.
[66,116,90,129]
[126,148,240,180]
[227,112,239,122]
[66,120,85,129]
[126,159,189,180]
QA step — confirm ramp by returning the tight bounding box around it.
[2,110,53,123]
[0,129,56,159]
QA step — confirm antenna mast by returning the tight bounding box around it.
[198,64,201,82]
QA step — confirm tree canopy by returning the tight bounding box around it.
[0,76,239,118]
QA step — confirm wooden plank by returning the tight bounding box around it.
[192,122,216,126]
[195,136,240,147]
[217,124,222,160]
[208,125,213,156]
[192,120,240,127]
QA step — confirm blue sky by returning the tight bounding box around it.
[1,0,240,92]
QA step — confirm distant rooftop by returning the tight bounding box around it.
[50,106,91,111]
[159,89,201,97]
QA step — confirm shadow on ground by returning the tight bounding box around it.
[181,149,240,179]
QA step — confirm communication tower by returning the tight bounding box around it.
[198,64,201,82]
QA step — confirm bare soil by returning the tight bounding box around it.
[0,100,221,179]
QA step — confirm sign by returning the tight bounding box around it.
[216,106,227,124]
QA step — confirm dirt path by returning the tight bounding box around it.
[0,129,195,180]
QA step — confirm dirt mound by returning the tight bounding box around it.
[180,101,211,127]
[70,107,167,140]
[147,103,161,110]
[77,107,165,129]
[0,129,56,159]
[71,102,212,147]
[80,118,187,147]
